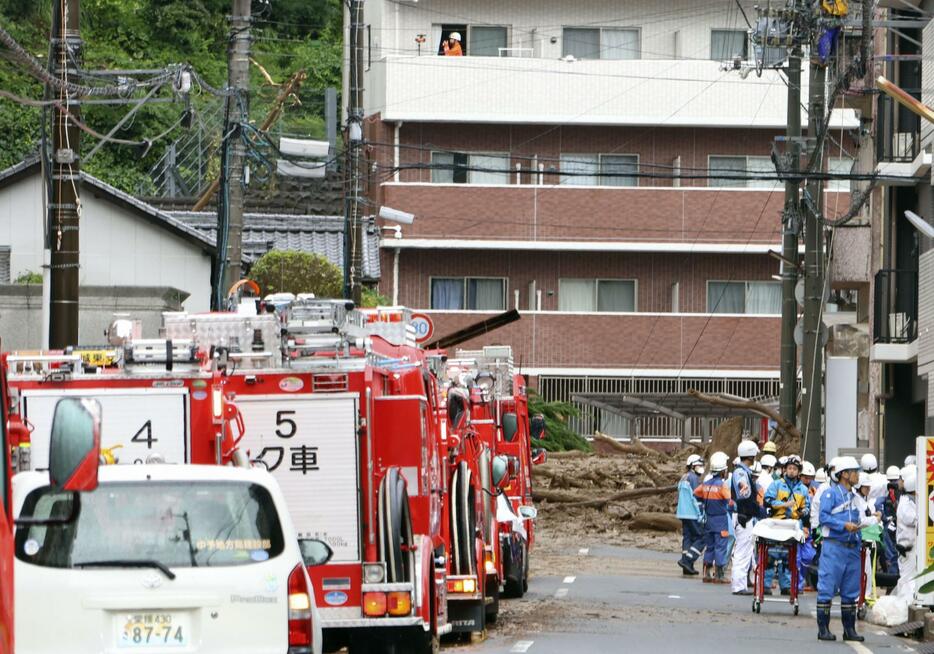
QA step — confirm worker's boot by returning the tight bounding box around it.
[678,555,698,576]
[816,602,836,641]
[715,565,730,584]
[841,604,864,642]
[702,563,713,583]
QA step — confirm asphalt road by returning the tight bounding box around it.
[447,544,919,654]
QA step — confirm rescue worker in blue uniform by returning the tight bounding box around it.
[763,455,810,594]
[694,451,733,583]
[816,456,863,642]
[676,454,706,575]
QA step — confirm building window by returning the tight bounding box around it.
[707,281,781,314]
[709,155,778,189]
[471,26,508,56]
[827,156,854,192]
[430,151,509,185]
[559,279,636,312]
[562,27,640,60]
[711,29,748,61]
[560,154,638,186]
[431,277,507,310]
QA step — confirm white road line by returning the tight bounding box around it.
[554,587,569,599]
[845,642,874,654]
[668,595,682,599]
[578,548,590,556]
[563,576,576,584]
[511,640,534,652]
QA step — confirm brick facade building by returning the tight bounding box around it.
[357,0,857,438]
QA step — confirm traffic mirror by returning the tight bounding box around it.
[299,538,334,567]
[49,398,102,493]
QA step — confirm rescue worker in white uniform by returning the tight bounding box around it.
[894,466,918,601]
[730,440,760,595]
[811,458,839,532]
[861,453,889,503]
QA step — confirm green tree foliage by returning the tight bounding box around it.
[250,250,342,297]
[528,390,591,452]
[0,0,342,191]
[361,287,390,308]
[14,270,42,284]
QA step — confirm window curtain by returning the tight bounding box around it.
[563,28,600,59]
[467,279,505,310]
[597,280,635,312]
[709,156,746,188]
[431,152,455,184]
[746,282,782,314]
[560,154,598,186]
[559,279,596,311]
[708,281,744,313]
[469,154,509,185]
[471,26,507,56]
[431,278,464,309]
[601,154,638,187]
[602,28,640,60]
[746,156,779,190]
[711,30,747,60]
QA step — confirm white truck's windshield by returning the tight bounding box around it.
[15,481,284,569]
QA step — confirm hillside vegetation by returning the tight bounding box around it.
[0,0,341,191]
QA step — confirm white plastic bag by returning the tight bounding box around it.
[867,595,909,627]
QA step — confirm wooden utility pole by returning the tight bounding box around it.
[215,0,251,307]
[779,46,802,428]
[344,0,365,303]
[49,0,82,348]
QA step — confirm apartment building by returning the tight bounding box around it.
[359,0,858,439]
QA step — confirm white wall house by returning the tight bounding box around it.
[0,159,216,312]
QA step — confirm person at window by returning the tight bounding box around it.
[443,32,463,56]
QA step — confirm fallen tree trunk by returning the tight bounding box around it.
[543,450,592,459]
[630,512,682,532]
[687,389,802,447]
[592,432,665,458]
[533,484,677,508]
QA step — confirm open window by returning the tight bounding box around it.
[438,24,468,55]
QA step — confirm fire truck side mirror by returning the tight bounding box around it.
[502,413,518,442]
[299,538,334,567]
[517,505,538,520]
[48,398,102,493]
[530,414,546,440]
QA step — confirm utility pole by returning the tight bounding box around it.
[49,0,82,348]
[779,45,802,428]
[216,0,251,307]
[801,53,827,464]
[344,0,365,304]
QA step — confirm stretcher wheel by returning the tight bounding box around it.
[753,600,761,614]
[858,605,867,621]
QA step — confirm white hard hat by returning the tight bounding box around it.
[886,465,901,481]
[861,453,878,472]
[778,456,789,466]
[449,32,462,41]
[904,471,918,493]
[836,456,860,473]
[801,461,816,477]
[738,440,759,458]
[710,451,729,473]
[858,472,871,488]
[760,454,777,468]
[686,454,703,468]
[733,456,741,467]
[753,461,763,474]
[814,468,828,484]
[901,464,917,481]
[905,455,917,467]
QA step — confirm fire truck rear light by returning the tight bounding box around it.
[362,592,387,617]
[287,564,313,649]
[387,591,411,616]
[363,562,385,584]
[447,577,477,594]
[484,550,496,575]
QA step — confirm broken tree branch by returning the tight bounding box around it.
[687,389,801,446]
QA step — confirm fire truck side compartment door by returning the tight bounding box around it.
[21,389,190,468]
[235,393,361,563]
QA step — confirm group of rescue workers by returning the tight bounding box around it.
[676,439,919,642]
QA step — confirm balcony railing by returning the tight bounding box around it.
[876,96,921,164]
[873,269,918,344]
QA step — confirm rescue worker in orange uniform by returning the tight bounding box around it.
[694,451,733,584]
[443,32,463,56]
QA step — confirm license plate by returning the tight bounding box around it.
[116,612,189,648]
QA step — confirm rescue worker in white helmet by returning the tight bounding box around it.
[816,456,864,642]
[875,465,902,577]
[853,473,881,526]
[758,454,777,497]
[894,466,918,601]
[801,461,817,491]
[675,454,705,575]
[905,454,917,467]
[763,455,810,595]
[693,452,732,584]
[861,453,888,503]
[730,440,760,595]
[811,458,839,533]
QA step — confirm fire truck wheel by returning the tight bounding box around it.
[502,541,526,599]
[379,468,415,583]
[451,461,478,576]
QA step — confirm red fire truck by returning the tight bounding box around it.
[1,355,14,654]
